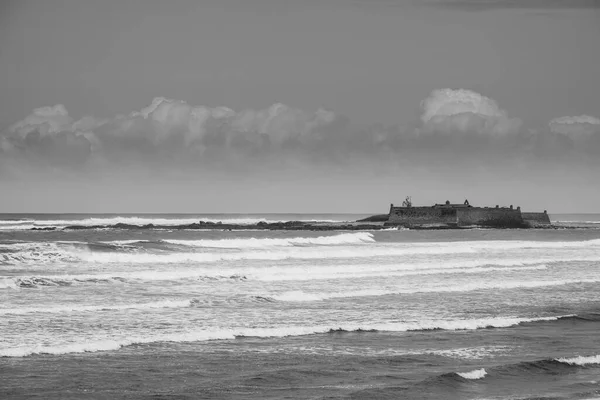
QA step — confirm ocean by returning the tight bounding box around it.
[1,213,600,399]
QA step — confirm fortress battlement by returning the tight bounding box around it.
[386,199,550,228]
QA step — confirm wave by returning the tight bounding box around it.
[481,354,600,379]
[0,242,82,265]
[464,238,600,250]
[4,236,600,267]
[456,368,487,380]
[0,299,194,315]
[103,237,600,253]
[0,276,120,288]
[68,244,600,265]
[555,355,600,366]
[0,272,249,289]
[2,263,547,289]
[0,315,577,358]
[251,264,547,282]
[430,346,512,360]
[152,232,375,249]
[270,279,600,301]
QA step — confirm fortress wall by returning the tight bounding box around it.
[522,212,551,226]
[457,208,523,226]
[387,207,458,225]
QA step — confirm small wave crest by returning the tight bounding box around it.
[0,299,195,315]
[4,236,600,267]
[157,232,375,249]
[0,317,578,358]
[456,368,487,380]
[0,272,248,289]
[555,355,600,366]
[270,279,600,301]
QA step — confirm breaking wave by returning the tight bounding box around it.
[270,279,600,301]
[0,263,547,289]
[0,315,575,357]
[3,236,600,267]
[0,299,195,315]
[153,232,376,248]
[482,355,600,378]
[555,355,600,365]
[0,272,248,289]
[456,368,487,380]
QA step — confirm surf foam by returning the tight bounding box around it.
[0,299,194,315]
[555,355,600,365]
[159,232,375,248]
[270,279,600,301]
[0,316,573,357]
[457,368,487,379]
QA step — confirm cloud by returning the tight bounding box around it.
[546,115,600,155]
[1,90,598,179]
[1,104,95,169]
[405,88,524,159]
[549,115,600,138]
[0,97,346,175]
[419,88,521,136]
[8,104,74,138]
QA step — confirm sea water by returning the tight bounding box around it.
[1,214,600,399]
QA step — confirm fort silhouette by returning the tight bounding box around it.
[385,198,551,228]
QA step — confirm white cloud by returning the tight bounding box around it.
[8,104,73,138]
[3,93,599,173]
[549,115,600,139]
[419,88,521,136]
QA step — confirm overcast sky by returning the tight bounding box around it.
[0,0,599,213]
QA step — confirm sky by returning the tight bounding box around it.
[0,0,599,213]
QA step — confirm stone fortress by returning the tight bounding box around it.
[385,197,551,228]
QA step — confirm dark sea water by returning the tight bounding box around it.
[1,213,600,399]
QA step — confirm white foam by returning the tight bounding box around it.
[251,264,547,282]
[0,242,81,264]
[4,236,600,267]
[432,346,511,360]
[457,368,487,379]
[0,316,571,358]
[270,291,325,302]
[271,279,600,301]
[0,278,18,290]
[0,327,322,357]
[0,299,193,315]
[456,238,600,251]
[0,263,547,289]
[555,355,600,365]
[160,232,375,248]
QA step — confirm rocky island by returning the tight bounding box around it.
[31,198,553,231]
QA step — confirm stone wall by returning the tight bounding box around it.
[456,207,523,227]
[387,207,458,226]
[522,212,551,227]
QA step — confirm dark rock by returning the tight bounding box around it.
[356,214,389,223]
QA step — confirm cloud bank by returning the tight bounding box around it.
[1,89,598,179]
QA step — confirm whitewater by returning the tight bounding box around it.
[2,213,600,400]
